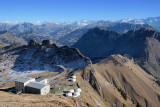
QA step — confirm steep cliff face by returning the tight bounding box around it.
[81,66,101,95]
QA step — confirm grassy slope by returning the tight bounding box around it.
[0,92,76,107]
[93,54,160,107]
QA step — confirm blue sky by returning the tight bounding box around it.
[0,0,160,23]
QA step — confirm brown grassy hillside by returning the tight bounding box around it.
[93,54,160,107]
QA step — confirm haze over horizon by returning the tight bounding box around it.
[0,0,160,23]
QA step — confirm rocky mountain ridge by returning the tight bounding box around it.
[73,27,160,78]
[0,39,91,81]
[91,54,160,107]
[0,30,27,45]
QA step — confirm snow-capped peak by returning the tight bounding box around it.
[121,18,132,23]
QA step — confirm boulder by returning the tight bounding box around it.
[42,40,52,47]
[28,39,38,47]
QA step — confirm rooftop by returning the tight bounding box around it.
[15,77,35,83]
[25,81,49,89]
[36,77,46,82]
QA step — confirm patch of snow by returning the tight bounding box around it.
[105,81,110,86]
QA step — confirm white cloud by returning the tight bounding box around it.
[1,20,11,23]
[34,20,41,25]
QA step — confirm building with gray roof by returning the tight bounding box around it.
[25,81,50,95]
[15,77,35,83]
[26,81,48,89]
[15,77,35,93]
[15,77,50,95]
[36,77,47,84]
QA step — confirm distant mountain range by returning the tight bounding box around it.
[0,31,27,45]
[0,16,159,46]
[73,27,160,78]
[119,16,160,31]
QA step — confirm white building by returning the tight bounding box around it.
[75,88,82,93]
[70,78,76,82]
[36,77,47,84]
[25,81,50,95]
[15,77,35,93]
[66,92,72,97]
[68,89,74,93]
[74,92,80,96]
[70,76,76,79]
[15,77,50,95]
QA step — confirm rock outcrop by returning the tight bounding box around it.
[42,39,52,47]
[82,66,101,95]
[28,39,39,47]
